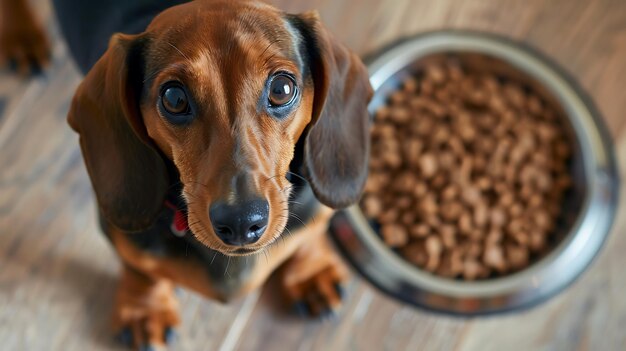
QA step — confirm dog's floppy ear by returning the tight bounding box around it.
[291,11,373,209]
[68,33,168,232]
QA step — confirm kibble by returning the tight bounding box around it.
[361,58,573,280]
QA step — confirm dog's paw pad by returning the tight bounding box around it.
[334,283,347,300]
[163,327,177,344]
[116,328,134,346]
[113,297,180,350]
[284,265,348,319]
[292,301,311,317]
[115,325,176,350]
[0,23,51,76]
[114,321,178,350]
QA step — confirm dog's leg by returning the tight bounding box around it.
[280,209,350,318]
[0,0,50,75]
[113,265,180,350]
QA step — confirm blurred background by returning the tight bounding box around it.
[0,0,625,350]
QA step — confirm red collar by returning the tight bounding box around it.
[164,200,189,236]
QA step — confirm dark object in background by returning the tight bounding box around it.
[52,0,188,74]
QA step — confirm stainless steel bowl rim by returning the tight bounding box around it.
[331,30,619,315]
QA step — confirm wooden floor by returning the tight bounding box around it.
[1,0,625,350]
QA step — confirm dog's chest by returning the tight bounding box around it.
[114,207,259,297]
[113,179,319,298]
[178,236,259,297]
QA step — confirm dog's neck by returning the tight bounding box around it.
[104,162,321,298]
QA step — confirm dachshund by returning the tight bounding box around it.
[2,0,372,349]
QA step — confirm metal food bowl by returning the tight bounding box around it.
[329,31,619,316]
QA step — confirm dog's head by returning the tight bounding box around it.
[68,0,372,255]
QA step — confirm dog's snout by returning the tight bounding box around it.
[209,198,269,246]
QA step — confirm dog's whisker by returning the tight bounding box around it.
[166,180,183,190]
[279,185,294,193]
[165,40,191,61]
[187,180,212,190]
[224,256,231,277]
[287,187,305,198]
[263,173,284,184]
[182,191,199,200]
[142,68,163,84]
[283,225,293,239]
[289,213,308,229]
[285,171,310,185]
[260,38,283,60]
[262,39,284,68]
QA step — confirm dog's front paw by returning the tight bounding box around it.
[0,7,50,75]
[113,269,180,350]
[115,326,176,351]
[282,246,350,319]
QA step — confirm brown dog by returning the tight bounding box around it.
[60,0,373,349]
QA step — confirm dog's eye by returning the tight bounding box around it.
[268,74,296,106]
[162,85,189,115]
[159,82,194,125]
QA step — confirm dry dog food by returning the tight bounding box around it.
[362,59,573,280]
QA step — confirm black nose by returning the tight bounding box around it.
[209,198,269,246]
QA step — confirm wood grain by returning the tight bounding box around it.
[0,0,625,350]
